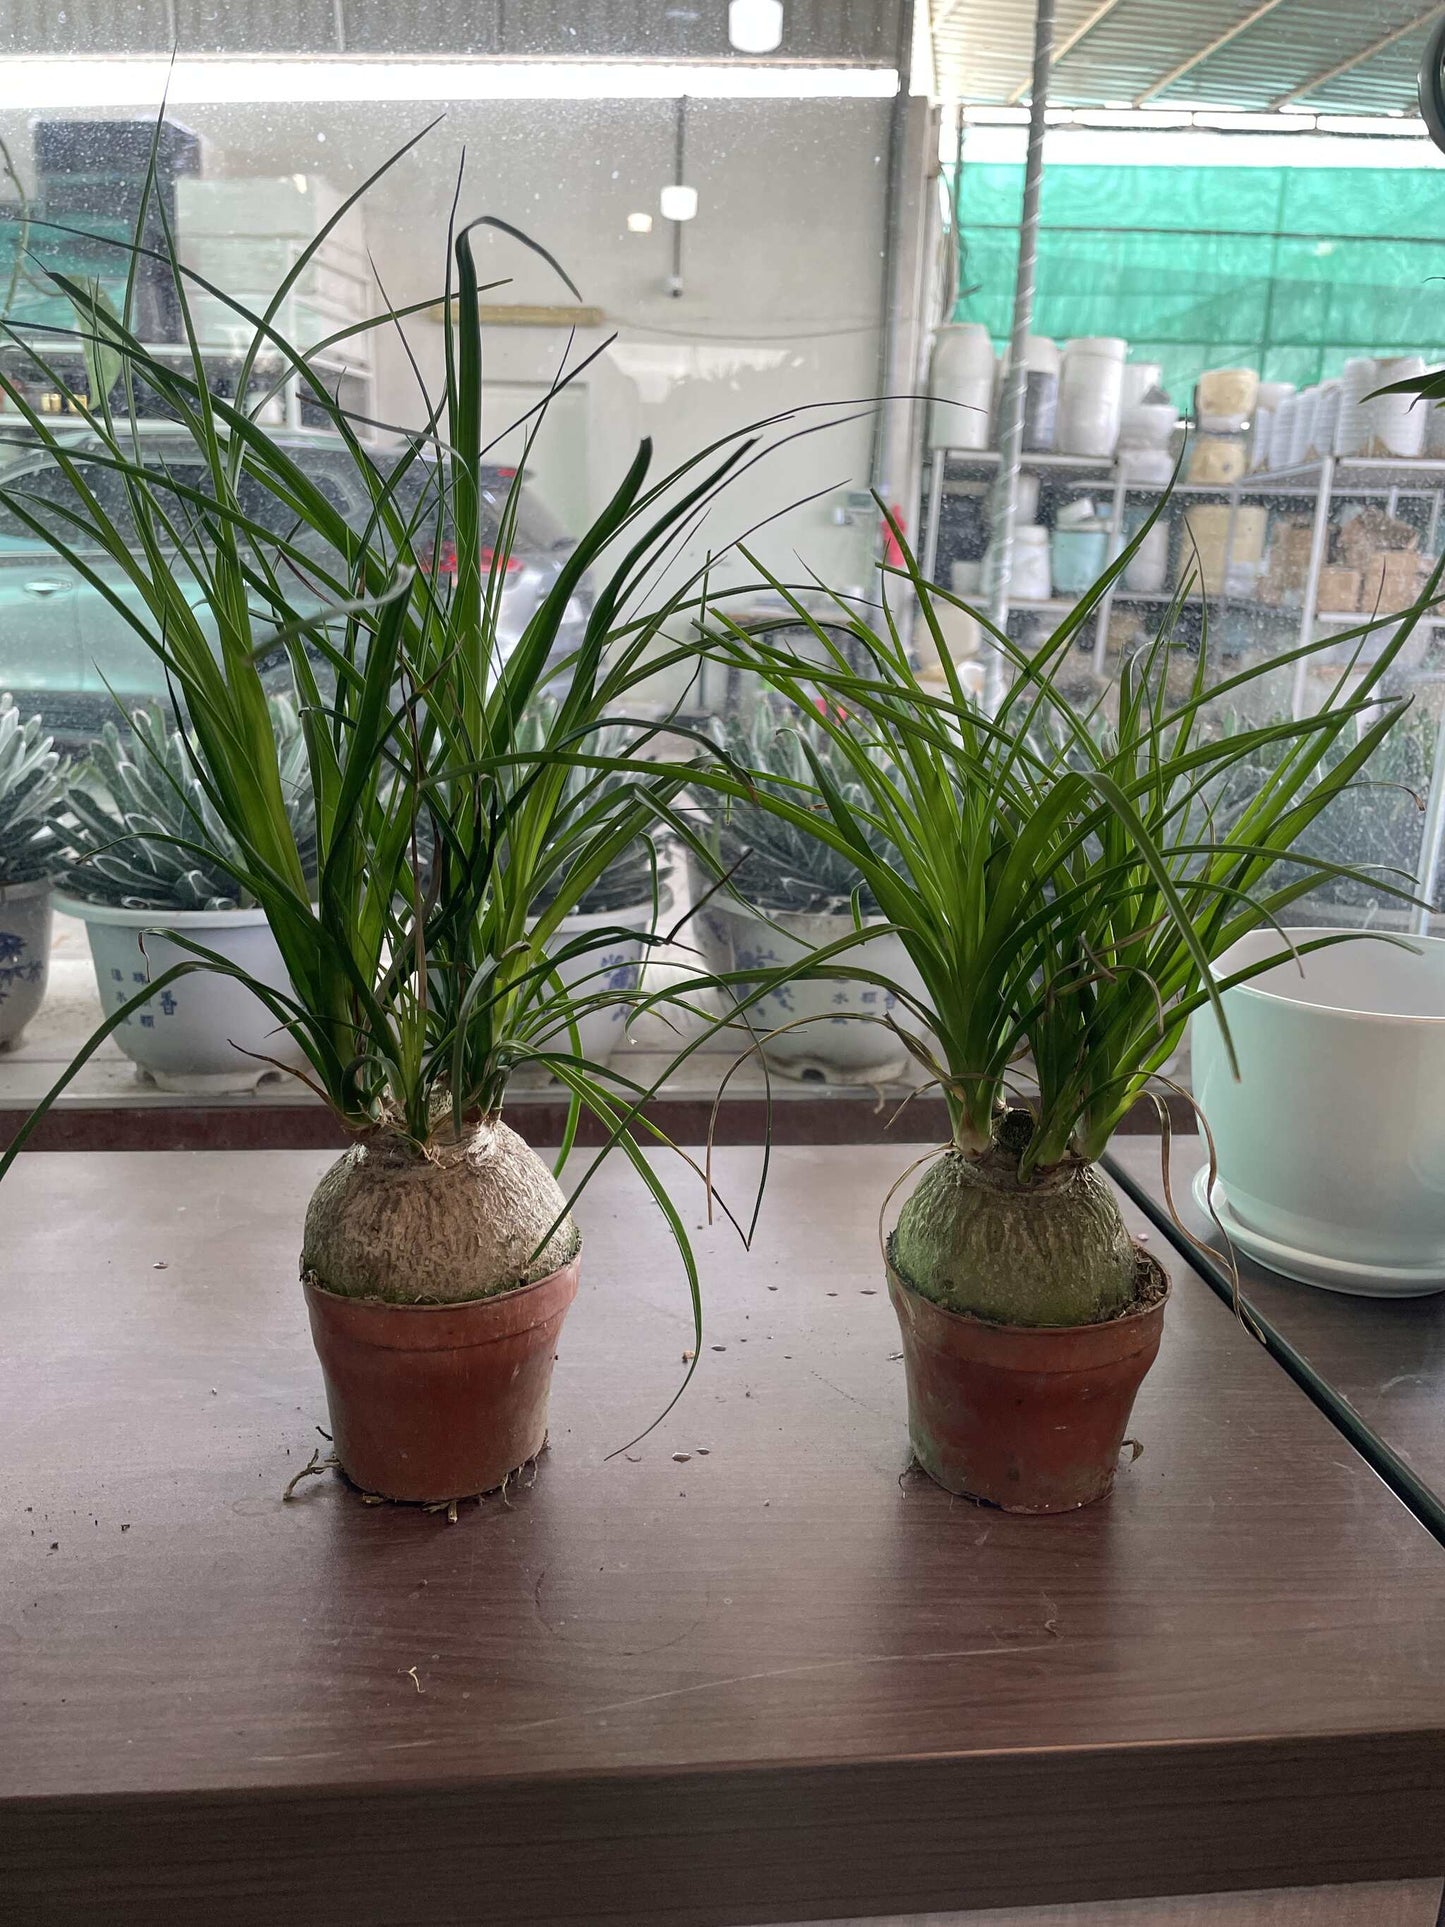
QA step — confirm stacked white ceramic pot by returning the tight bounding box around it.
[1371,355,1427,458]
[1250,381,1294,470]
[1335,358,1377,458]
[928,322,995,451]
[1056,337,1125,458]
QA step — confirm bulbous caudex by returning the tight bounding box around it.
[889,1109,1137,1328]
[301,1118,580,1306]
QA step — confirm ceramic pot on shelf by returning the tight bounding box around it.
[1268,394,1298,471]
[533,894,669,1071]
[1057,338,1125,458]
[1051,524,1110,596]
[0,879,51,1050]
[1192,929,1445,1295]
[1287,388,1318,469]
[1371,356,1427,458]
[985,524,1051,602]
[693,888,925,1085]
[1337,358,1378,458]
[929,323,995,450]
[58,897,309,1094]
[1250,380,1294,471]
[1003,334,1061,453]
[1122,512,1170,594]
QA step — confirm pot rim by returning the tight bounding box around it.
[885,1247,1170,1339]
[553,886,673,933]
[1208,925,1445,1029]
[0,876,51,902]
[54,893,270,929]
[303,1249,583,1317]
[707,893,892,932]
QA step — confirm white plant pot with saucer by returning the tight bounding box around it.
[0,880,52,1050]
[696,892,924,1083]
[57,896,308,1094]
[535,896,665,1069]
[1191,927,1445,1295]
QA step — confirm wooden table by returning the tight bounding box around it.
[1109,1134,1445,1545]
[5,1147,1445,1926]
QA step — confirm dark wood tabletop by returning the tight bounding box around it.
[5,1146,1445,1926]
[1109,1134,1445,1541]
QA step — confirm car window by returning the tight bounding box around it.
[373,457,570,556]
[0,458,136,551]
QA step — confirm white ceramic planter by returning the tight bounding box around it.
[697,895,924,1083]
[1191,928,1445,1292]
[0,880,52,1050]
[536,898,660,1068]
[58,896,309,1094]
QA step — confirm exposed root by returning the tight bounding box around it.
[282,1437,551,1518]
[282,1448,342,1500]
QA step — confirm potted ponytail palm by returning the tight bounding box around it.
[0,156,758,1505]
[697,544,1428,1511]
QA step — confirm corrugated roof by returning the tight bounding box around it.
[932,0,1440,115]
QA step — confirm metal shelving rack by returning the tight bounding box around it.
[920,444,1445,934]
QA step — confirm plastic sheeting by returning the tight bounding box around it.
[953,159,1445,407]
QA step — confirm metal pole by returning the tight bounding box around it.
[986,0,1055,708]
[871,0,914,468]
[1290,452,1334,718]
[1413,699,1445,935]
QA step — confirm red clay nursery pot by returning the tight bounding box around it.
[304,1257,580,1502]
[886,1253,1169,1513]
[299,1121,583,1503]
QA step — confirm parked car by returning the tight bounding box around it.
[0,425,589,741]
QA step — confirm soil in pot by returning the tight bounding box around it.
[300,1118,582,1503]
[886,1111,1169,1512]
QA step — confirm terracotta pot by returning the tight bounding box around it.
[886,1252,1168,1513]
[302,1256,581,1503]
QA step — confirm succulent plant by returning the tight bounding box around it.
[50,698,316,911]
[0,694,63,887]
[698,707,900,914]
[521,698,663,917]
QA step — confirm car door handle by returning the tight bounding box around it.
[23,578,75,598]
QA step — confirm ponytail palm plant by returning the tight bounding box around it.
[0,133,780,1497]
[688,533,1434,1332]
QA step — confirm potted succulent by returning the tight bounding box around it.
[48,700,315,1092]
[692,545,1428,1511]
[0,694,63,1050]
[689,707,921,1081]
[0,166,768,1505]
[1185,705,1445,1290]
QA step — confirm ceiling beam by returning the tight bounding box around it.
[1004,0,1129,104]
[1268,4,1437,108]
[1133,0,1291,105]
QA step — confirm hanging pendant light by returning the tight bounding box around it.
[727,0,783,55]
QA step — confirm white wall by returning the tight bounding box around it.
[0,97,893,618]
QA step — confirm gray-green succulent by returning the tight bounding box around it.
[522,698,663,917]
[0,694,63,887]
[50,699,316,911]
[699,708,900,914]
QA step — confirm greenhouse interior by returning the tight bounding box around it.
[7,5,1445,1925]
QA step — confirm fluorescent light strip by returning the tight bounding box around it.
[0,57,899,109]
